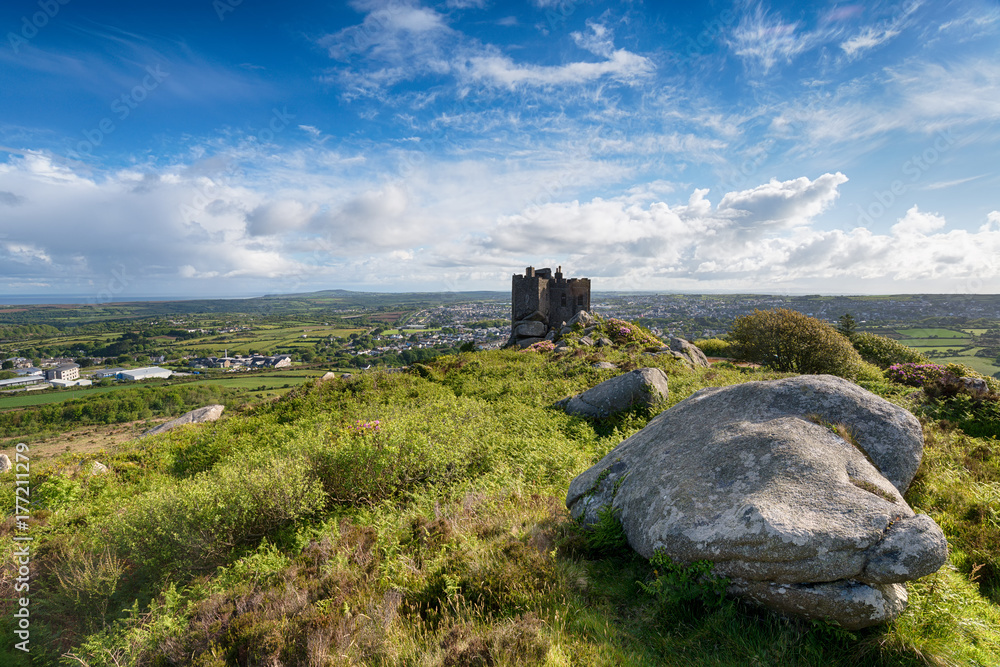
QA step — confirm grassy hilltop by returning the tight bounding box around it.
[2,327,1000,665]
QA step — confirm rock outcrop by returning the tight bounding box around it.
[0,454,10,474]
[667,337,711,368]
[566,375,945,629]
[558,368,669,418]
[141,404,225,438]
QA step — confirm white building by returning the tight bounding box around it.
[49,378,93,388]
[0,376,46,390]
[120,367,172,381]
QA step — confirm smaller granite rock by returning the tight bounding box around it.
[593,361,617,370]
[560,368,669,418]
[596,337,614,347]
[319,371,338,382]
[544,330,556,341]
[517,337,545,348]
[90,461,109,475]
[579,336,595,347]
[960,377,989,399]
[515,321,547,338]
[0,454,11,474]
[568,310,595,327]
[141,404,225,438]
[729,579,908,631]
[669,337,710,368]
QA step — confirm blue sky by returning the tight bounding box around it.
[1,0,999,300]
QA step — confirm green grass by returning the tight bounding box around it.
[0,385,125,409]
[1,346,998,666]
[936,355,1000,377]
[896,339,972,348]
[895,328,970,339]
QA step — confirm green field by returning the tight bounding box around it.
[0,369,336,411]
[894,338,971,348]
[0,385,125,410]
[894,328,969,339]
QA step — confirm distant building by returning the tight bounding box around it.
[188,354,292,369]
[93,368,128,379]
[120,367,172,381]
[44,363,79,381]
[13,367,43,377]
[49,378,93,388]
[0,376,46,390]
[508,266,590,346]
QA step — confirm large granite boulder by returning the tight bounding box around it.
[558,368,669,418]
[566,375,945,629]
[141,404,225,438]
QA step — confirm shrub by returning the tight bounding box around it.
[106,454,325,569]
[693,338,731,357]
[851,331,928,368]
[886,363,947,387]
[599,317,662,347]
[728,309,866,378]
[639,551,730,613]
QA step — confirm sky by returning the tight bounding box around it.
[1,0,999,301]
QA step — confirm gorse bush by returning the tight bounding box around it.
[693,338,731,357]
[599,317,662,347]
[851,331,928,368]
[728,308,872,379]
[104,453,325,570]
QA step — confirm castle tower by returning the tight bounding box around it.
[508,266,591,347]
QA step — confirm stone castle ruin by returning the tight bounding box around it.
[508,266,591,347]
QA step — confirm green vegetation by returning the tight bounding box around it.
[729,308,880,380]
[851,331,929,368]
[693,337,732,357]
[0,384,236,445]
[2,334,999,666]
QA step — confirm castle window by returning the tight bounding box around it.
[561,294,567,307]
[577,295,584,306]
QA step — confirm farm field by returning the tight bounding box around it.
[0,384,124,410]
[893,327,969,339]
[0,369,337,411]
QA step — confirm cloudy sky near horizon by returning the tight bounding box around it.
[1,0,999,300]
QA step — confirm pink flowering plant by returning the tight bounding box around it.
[885,363,947,387]
[604,317,662,346]
[523,340,556,352]
[346,419,382,436]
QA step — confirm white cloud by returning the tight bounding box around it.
[718,173,848,229]
[246,200,317,236]
[461,48,654,88]
[891,206,946,235]
[727,3,812,75]
[840,27,900,56]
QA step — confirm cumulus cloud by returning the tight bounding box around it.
[2,146,998,295]
[246,200,317,236]
[718,172,849,229]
